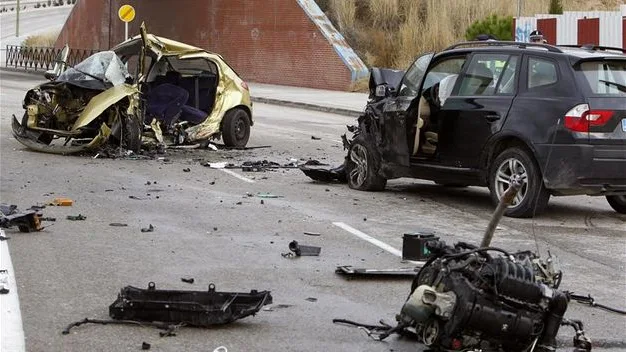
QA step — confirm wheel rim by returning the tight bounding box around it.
[349,144,368,187]
[234,117,246,140]
[494,157,529,207]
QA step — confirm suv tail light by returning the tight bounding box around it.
[240,81,249,91]
[564,104,614,132]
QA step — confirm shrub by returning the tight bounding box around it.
[48,0,51,5]
[35,3,41,8]
[10,7,14,11]
[549,0,564,14]
[42,4,46,7]
[465,14,514,41]
[22,31,60,47]
[59,0,64,5]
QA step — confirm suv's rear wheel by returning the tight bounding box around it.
[606,195,626,214]
[346,136,387,191]
[489,147,550,218]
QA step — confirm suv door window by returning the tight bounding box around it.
[528,57,558,89]
[457,54,517,96]
[398,53,434,97]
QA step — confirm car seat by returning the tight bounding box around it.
[145,83,189,125]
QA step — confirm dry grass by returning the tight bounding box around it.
[329,0,357,31]
[21,31,60,47]
[321,0,625,69]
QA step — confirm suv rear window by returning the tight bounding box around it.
[576,60,626,96]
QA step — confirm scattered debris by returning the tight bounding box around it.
[257,193,283,199]
[109,282,272,326]
[282,240,321,258]
[181,277,195,284]
[242,160,281,172]
[49,198,73,206]
[213,227,218,231]
[66,214,87,221]
[183,168,191,172]
[141,342,151,350]
[236,202,243,205]
[335,266,419,278]
[311,136,321,140]
[41,217,56,222]
[0,270,9,294]
[109,223,128,227]
[305,297,318,302]
[0,234,10,241]
[141,224,155,233]
[0,204,44,232]
[129,195,148,200]
[303,232,321,237]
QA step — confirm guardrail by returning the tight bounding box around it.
[0,0,74,10]
[4,45,97,71]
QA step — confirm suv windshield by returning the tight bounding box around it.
[576,60,626,96]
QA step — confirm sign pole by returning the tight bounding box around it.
[118,4,135,40]
[16,0,20,37]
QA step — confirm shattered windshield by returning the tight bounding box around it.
[58,51,130,88]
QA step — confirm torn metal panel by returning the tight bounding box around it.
[299,163,347,183]
[109,282,272,326]
[0,205,43,233]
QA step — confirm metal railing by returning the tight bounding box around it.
[4,45,97,71]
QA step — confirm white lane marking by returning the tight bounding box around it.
[333,222,403,257]
[220,168,256,183]
[0,229,25,352]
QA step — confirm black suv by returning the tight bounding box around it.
[343,42,625,218]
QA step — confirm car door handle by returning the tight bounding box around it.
[485,114,501,122]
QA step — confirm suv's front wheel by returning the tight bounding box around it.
[489,147,550,218]
[606,195,626,214]
[346,136,387,191]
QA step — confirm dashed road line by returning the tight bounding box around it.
[333,222,403,257]
[220,168,256,183]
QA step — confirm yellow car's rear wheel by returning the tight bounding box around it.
[222,108,250,148]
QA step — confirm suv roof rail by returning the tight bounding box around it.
[558,44,626,54]
[444,41,564,53]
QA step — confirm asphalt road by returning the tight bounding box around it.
[0,70,625,352]
[0,6,73,64]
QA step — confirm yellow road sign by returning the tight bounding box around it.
[118,5,136,23]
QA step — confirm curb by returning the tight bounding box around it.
[0,67,363,118]
[251,97,362,118]
[0,66,46,76]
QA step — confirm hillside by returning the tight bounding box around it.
[316,0,625,69]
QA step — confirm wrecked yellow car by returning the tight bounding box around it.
[12,25,253,154]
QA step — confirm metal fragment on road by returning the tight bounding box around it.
[109,223,128,227]
[335,266,419,278]
[141,224,155,233]
[282,240,321,257]
[109,282,273,326]
[66,214,86,221]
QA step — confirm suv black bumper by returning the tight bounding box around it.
[536,144,626,196]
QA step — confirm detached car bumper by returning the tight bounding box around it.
[537,144,626,196]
